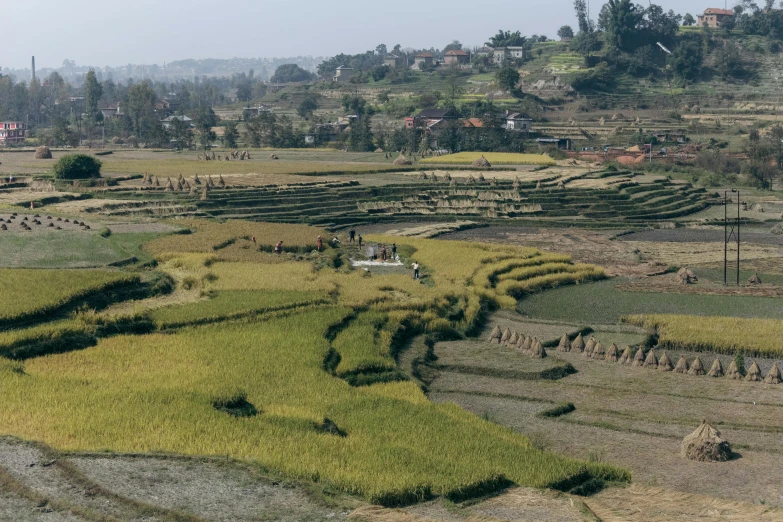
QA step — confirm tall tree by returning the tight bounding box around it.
[574,0,591,33]
[495,67,521,92]
[222,121,238,148]
[194,107,218,151]
[126,81,157,139]
[557,25,575,40]
[83,69,103,145]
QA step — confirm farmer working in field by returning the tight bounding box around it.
[274,241,283,255]
[358,235,363,248]
[317,236,323,252]
[412,262,420,280]
[391,243,397,260]
[381,245,387,261]
[349,229,356,243]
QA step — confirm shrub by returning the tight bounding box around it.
[53,154,102,180]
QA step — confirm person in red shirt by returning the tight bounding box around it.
[317,236,323,252]
[274,241,283,254]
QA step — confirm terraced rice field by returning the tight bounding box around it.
[421,153,556,165]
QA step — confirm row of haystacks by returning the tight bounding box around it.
[140,173,225,192]
[488,326,547,358]
[556,332,783,383]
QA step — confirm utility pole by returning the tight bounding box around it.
[724,189,740,286]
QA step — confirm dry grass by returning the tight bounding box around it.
[421,153,555,166]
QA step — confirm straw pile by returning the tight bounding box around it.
[584,337,596,357]
[632,348,646,367]
[207,175,215,187]
[444,173,452,181]
[689,356,705,376]
[500,328,511,345]
[745,360,762,382]
[606,343,619,362]
[512,177,521,189]
[619,346,633,364]
[394,155,413,166]
[681,420,732,462]
[516,334,527,350]
[592,341,606,360]
[677,267,697,285]
[34,146,52,159]
[557,180,565,190]
[200,185,209,201]
[194,174,202,185]
[532,339,546,358]
[707,358,724,377]
[431,173,438,182]
[643,349,658,369]
[508,331,519,346]
[535,181,542,190]
[418,171,428,180]
[748,273,762,285]
[673,355,689,374]
[522,336,533,353]
[557,334,570,352]
[570,333,585,353]
[658,351,673,371]
[472,155,491,168]
[163,178,174,191]
[726,359,742,380]
[477,173,486,183]
[764,362,782,384]
[488,325,502,344]
[218,175,226,187]
[174,179,183,191]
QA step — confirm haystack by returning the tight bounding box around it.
[748,273,762,285]
[673,355,689,373]
[570,333,585,353]
[477,173,486,183]
[431,173,439,182]
[535,181,542,190]
[632,347,646,367]
[418,171,428,180]
[753,203,764,213]
[764,362,782,384]
[207,175,215,187]
[619,346,633,364]
[182,180,191,191]
[194,174,202,185]
[584,337,596,356]
[658,351,673,371]
[488,325,502,343]
[643,349,658,369]
[467,174,476,184]
[557,334,570,352]
[681,420,732,462]
[393,154,412,166]
[200,185,209,201]
[522,336,533,353]
[508,331,519,346]
[472,155,491,168]
[153,176,160,187]
[444,173,452,181]
[174,179,183,191]
[771,223,783,235]
[592,341,606,360]
[557,180,565,190]
[532,339,547,358]
[374,147,384,153]
[218,175,226,188]
[512,177,521,189]
[163,178,174,191]
[34,146,52,159]
[606,343,619,362]
[707,358,724,378]
[688,356,705,376]
[745,360,762,382]
[500,328,511,344]
[516,334,527,350]
[726,359,743,380]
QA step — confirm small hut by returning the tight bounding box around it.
[764,362,782,384]
[472,155,491,168]
[688,356,705,376]
[681,421,732,462]
[488,325,502,344]
[584,337,596,357]
[651,351,672,371]
[557,334,571,352]
[745,360,762,382]
[632,347,646,367]
[643,349,658,369]
[619,346,634,364]
[707,358,724,378]
[606,343,619,362]
[726,359,743,380]
[673,355,689,374]
[570,333,585,353]
[592,341,606,360]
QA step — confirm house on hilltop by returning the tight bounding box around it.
[333,66,355,83]
[444,49,470,65]
[492,47,526,65]
[698,8,733,28]
[413,52,434,70]
[384,55,405,68]
[505,113,533,133]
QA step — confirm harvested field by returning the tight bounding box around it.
[621,227,783,247]
[421,153,556,165]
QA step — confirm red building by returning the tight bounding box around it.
[0,122,26,145]
[698,8,733,28]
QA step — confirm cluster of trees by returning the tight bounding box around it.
[732,1,783,39]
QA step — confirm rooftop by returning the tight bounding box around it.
[703,8,734,15]
[445,49,468,56]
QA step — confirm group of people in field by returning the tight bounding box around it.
[268,229,419,279]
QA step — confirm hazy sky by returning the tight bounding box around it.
[6,0,721,70]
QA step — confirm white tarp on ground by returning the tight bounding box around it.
[351,257,403,267]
